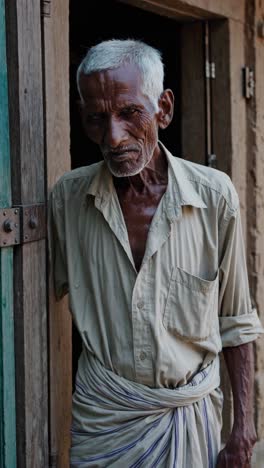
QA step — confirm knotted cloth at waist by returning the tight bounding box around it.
[70,350,222,468]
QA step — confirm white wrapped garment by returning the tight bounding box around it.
[70,350,222,468]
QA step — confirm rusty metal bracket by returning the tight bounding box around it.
[207,153,217,168]
[0,204,46,248]
[41,0,51,17]
[0,208,20,247]
[20,204,46,244]
[242,66,255,99]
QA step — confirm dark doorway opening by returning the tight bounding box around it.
[69,0,183,385]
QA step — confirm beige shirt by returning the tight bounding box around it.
[49,143,263,388]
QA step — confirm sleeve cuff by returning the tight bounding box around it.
[219,309,264,347]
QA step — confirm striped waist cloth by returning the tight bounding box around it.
[70,351,222,467]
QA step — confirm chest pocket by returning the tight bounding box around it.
[163,267,218,341]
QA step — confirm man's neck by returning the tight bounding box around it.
[113,146,168,196]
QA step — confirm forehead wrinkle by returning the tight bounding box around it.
[80,67,154,115]
[85,91,144,113]
[82,66,144,98]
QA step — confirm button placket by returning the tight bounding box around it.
[131,264,153,386]
[137,300,145,310]
[139,351,147,361]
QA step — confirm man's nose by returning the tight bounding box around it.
[103,116,127,148]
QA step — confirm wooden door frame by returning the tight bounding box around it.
[5,1,49,466]
[118,0,244,22]
[49,0,242,461]
[5,1,72,466]
[43,1,72,467]
[44,0,264,460]
[0,0,17,466]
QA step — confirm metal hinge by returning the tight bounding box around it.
[205,61,216,79]
[242,66,254,99]
[0,204,46,248]
[41,0,51,17]
[207,153,217,168]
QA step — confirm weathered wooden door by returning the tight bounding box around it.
[3,0,71,466]
[42,1,72,467]
[0,1,16,466]
[4,1,49,466]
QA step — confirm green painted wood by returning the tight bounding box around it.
[0,0,17,466]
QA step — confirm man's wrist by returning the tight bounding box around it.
[229,421,257,450]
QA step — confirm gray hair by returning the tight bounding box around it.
[76,39,164,109]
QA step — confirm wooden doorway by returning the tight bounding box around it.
[1,0,233,466]
[69,0,233,449]
[43,1,231,466]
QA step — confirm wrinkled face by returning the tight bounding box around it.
[79,64,163,177]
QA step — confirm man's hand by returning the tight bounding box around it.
[216,422,257,467]
[216,342,257,468]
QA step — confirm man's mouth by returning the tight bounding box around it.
[104,146,140,160]
[110,151,134,160]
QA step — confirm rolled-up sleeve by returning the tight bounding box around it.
[48,182,69,301]
[218,202,263,347]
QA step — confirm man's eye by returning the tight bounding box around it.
[86,114,103,123]
[122,108,139,116]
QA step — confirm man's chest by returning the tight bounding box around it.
[117,190,166,271]
[71,192,218,283]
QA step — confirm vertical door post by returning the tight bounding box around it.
[5,1,49,466]
[0,0,17,466]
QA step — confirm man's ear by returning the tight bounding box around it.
[157,89,174,130]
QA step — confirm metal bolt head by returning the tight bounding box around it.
[29,217,38,229]
[3,219,14,232]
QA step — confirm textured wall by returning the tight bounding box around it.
[253,0,264,442]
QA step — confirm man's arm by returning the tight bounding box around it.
[216,342,257,468]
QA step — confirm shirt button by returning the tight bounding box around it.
[137,301,144,310]
[139,351,147,361]
[74,283,79,289]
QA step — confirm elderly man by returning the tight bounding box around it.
[49,39,263,467]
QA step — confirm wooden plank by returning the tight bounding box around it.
[5,1,49,466]
[209,19,235,443]
[246,0,264,442]
[0,250,16,468]
[180,22,206,164]
[43,0,72,466]
[210,20,232,175]
[227,20,247,214]
[0,0,17,466]
[118,0,244,22]
[255,4,264,443]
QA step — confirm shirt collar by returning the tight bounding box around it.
[159,141,207,209]
[86,142,207,210]
[86,162,113,202]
